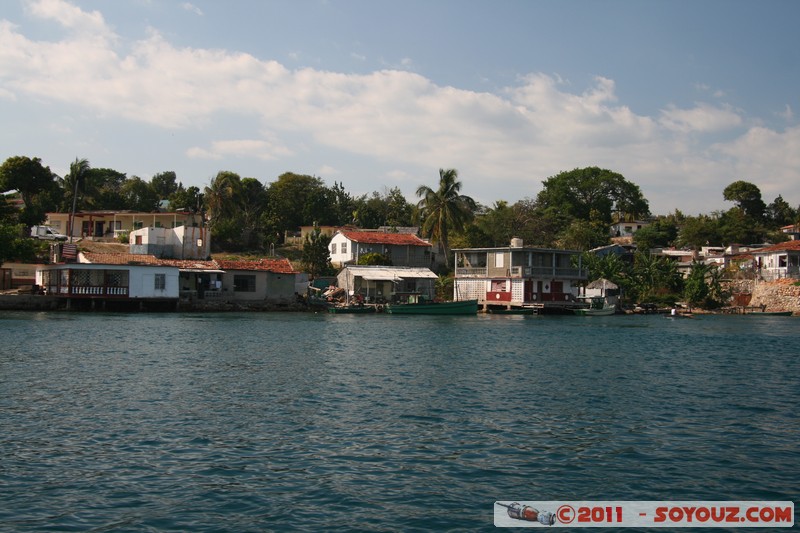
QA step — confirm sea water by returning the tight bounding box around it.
[1,311,798,531]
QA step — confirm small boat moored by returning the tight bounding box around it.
[385,296,479,315]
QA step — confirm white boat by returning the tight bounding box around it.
[573,296,616,316]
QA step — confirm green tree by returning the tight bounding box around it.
[723,180,766,220]
[629,252,682,303]
[0,156,59,226]
[632,217,678,251]
[356,252,393,266]
[675,214,721,249]
[64,158,91,238]
[266,173,333,235]
[557,219,609,251]
[170,185,202,212]
[536,167,650,224]
[120,176,160,212]
[766,195,796,227]
[302,226,335,279]
[85,168,128,210]
[415,168,476,269]
[0,195,39,265]
[150,171,179,199]
[240,177,269,249]
[683,262,727,309]
[205,171,245,251]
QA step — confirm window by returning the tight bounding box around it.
[234,274,257,292]
[341,242,347,255]
[331,243,337,254]
[135,235,143,245]
[154,273,166,291]
[495,253,504,268]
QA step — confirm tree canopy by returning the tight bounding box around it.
[416,168,476,268]
[536,167,650,224]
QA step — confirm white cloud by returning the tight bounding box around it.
[2,0,797,215]
[659,103,742,133]
[181,3,203,16]
[187,138,294,161]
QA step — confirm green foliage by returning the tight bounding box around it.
[766,195,797,226]
[557,219,609,251]
[435,275,454,301]
[356,252,392,266]
[416,168,476,268]
[302,226,335,279]
[0,196,40,265]
[632,217,678,250]
[352,187,414,229]
[723,180,766,220]
[0,156,60,226]
[120,176,160,212]
[150,171,179,199]
[266,173,332,234]
[537,167,650,224]
[205,171,246,251]
[683,262,727,309]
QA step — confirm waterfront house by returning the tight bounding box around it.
[452,239,588,311]
[215,258,299,305]
[336,265,439,304]
[37,258,180,309]
[329,229,434,268]
[752,241,800,281]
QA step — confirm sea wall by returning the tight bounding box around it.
[0,294,63,311]
[748,279,800,313]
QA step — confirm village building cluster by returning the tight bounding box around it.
[1,209,799,312]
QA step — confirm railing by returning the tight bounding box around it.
[455,267,488,277]
[760,267,800,281]
[460,266,587,279]
[69,285,129,297]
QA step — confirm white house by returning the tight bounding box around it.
[610,220,650,238]
[329,229,434,268]
[752,241,800,281]
[129,225,210,260]
[37,262,180,300]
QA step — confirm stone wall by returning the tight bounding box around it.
[749,279,800,313]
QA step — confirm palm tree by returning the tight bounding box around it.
[416,168,476,269]
[66,157,90,241]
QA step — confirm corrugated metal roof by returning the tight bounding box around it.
[216,258,295,274]
[343,265,438,279]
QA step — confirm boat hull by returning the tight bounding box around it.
[573,307,615,316]
[327,305,376,314]
[385,299,478,315]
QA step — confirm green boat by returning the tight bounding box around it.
[327,305,376,314]
[385,298,479,315]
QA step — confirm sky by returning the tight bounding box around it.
[1,0,799,216]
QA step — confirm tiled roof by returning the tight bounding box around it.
[216,258,295,274]
[81,252,295,273]
[340,230,430,246]
[752,241,800,254]
[81,252,163,265]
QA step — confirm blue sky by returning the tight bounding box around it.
[2,0,799,216]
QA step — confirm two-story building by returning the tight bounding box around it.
[329,229,434,268]
[453,239,587,313]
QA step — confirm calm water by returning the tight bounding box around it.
[0,311,798,531]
